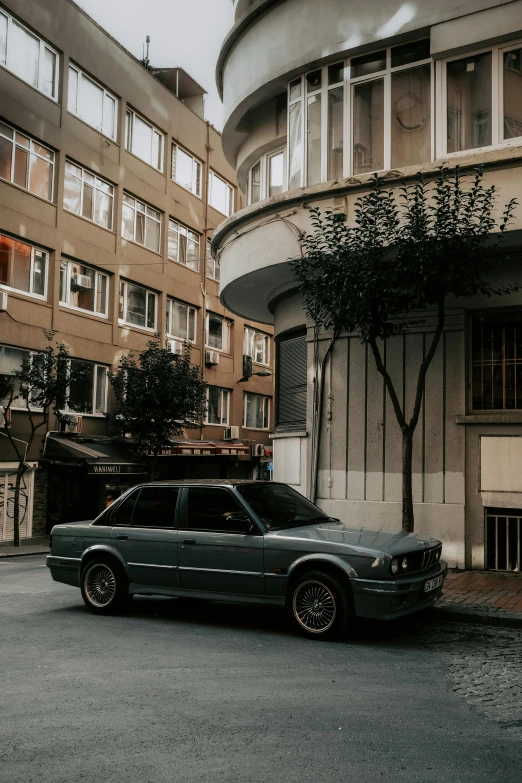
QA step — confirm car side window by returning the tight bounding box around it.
[185,488,248,533]
[131,487,179,528]
[111,490,139,526]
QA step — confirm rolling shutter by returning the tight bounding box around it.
[277,333,307,429]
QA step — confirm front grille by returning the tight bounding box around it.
[421,546,441,571]
[402,545,442,574]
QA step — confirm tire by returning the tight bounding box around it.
[287,569,352,640]
[80,557,128,615]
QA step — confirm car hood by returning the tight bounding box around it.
[267,522,440,555]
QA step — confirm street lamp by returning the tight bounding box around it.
[238,370,272,383]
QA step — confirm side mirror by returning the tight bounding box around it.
[227,514,256,534]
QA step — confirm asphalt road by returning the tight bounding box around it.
[1,556,521,783]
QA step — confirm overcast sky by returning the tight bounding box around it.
[75,0,234,130]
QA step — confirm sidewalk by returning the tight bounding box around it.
[436,569,522,626]
[0,535,49,558]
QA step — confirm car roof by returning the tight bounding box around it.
[135,479,277,487]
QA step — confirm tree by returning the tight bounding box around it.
[109,340,207,478]
[0,334,89,546]
[291,166,518,532]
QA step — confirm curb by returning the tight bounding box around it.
[435,605,522,629]
[0,549,49,559]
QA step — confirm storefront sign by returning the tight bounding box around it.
[87,464,147,475]
[215,446,250,456]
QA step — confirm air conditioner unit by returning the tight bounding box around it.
[205,351,219,366]
[223,425,239,440]
[73,273,93,289]
[166,339,183,355]
[61,414,83,433]
[251,443,265,457]
[0,290,7,311]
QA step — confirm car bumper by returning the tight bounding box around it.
[350,561,447,620]
[46,555,81,587]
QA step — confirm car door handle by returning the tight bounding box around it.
[117,535,128,540]
[182,539,196,545]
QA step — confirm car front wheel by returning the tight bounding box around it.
[80,558,128,614]
[288,570,352,640]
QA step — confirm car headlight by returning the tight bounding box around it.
[401,556,408,571]
[391,558,400,574]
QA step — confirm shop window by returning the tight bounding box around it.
[168,218,199,270]
[243,392,269,430]
[63,160,114,230]
[471,311,522,410]
[0,120,54,201]
[68,64,117,140]
[121,192,162,253]
[119,279,157,331]
[125,109,164,171]
[0,8,58,100]
[59,258,108,317]
[0,233,47,299]
[206,386,230,425]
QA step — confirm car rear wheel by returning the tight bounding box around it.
[288,570,352,640]
[81,558,128,614]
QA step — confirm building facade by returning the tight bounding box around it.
[0,0,274,542]
[214,0,522,570]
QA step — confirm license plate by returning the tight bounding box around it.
[424,573,444,593]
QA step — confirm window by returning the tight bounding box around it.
[131,487,179,528]
[244,327,269,365]
[206,386,230,425]
[185,487,246,533]
[247,149,285,205]
[168,219,199,270]
[166,299,196,342]
[0,345,31,409]
[67,359,108,415]
[205,238,220,281]
[0,233,47,299]
[0,120,54,201]
[68,64,117,140]
[121,193,162,253]
[172,143,202,196]
[125,109,164,171]
[0,9,58,100]
[208,170,234,216]
[471,311,522,411]
[63,161,114,230]
[119,280,157,330]
[59,258,108,317]
[110,490,139,526]
[504,47,522,139]
[277,332,307,429]
[288,40,432,183]
[244,392,269,429]
[206,313,229,351]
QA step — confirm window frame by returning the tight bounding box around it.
[166,298,197,343]
[171,143,202,198]
[438,39,522,158]
[205,237,220,281]
[244,327,270,366]
[0,9,59,101]
[247,147,286,205]
[62,358,109,417]
[208,170,234,217]
[205,386,231,426]
[0,344,39,411]
[63,159,114,231]
[0,232,48,301]
[121,192,162,254]
[167,217,200,271]
[59,257,109,318]
[469,308,522,413]
[243,392,270,430]
[67,63,118,141]
[118,278,158,332]
[125,108,165,172]
[0,120,55,201]
[206,312,230,353]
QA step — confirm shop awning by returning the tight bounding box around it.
[44,435,147,475]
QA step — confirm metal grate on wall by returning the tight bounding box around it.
[485,508,522,572]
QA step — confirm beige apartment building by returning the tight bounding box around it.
[0,0,274,542]
[214,0,522,571]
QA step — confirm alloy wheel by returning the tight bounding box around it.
[293,579,336,633]
[84,563,117,608]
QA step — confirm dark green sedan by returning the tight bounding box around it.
[47,480,447,639]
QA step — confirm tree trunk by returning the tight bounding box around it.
[402,429,414,533]
[13,462,26,547]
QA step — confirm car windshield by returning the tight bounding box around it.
[236,483,330,531]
